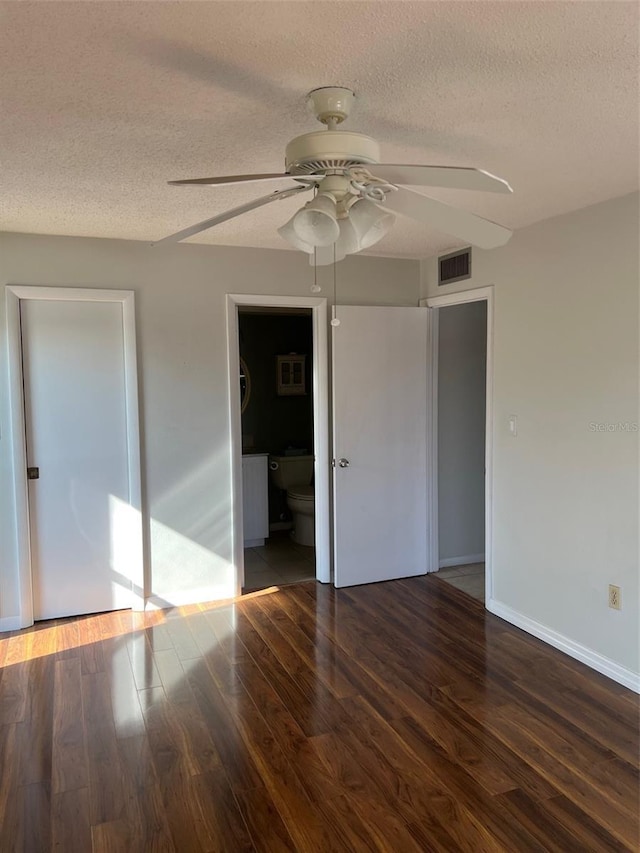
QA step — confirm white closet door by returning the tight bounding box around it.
[332,305,428,587]
[21,299,134,619]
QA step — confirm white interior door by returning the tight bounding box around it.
[332,305,428,587]
[21,299,134,619]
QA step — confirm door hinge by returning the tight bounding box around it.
[27,467,39,480]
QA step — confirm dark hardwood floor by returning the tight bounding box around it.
[0,575,638,852]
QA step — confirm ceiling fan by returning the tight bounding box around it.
[156,87,513,262]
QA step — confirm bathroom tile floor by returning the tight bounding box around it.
[434,562,485,602]
[243,530,316,592]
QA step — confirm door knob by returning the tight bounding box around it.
[338,458,350,468]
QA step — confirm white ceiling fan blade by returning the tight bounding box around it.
[371,164,512,194]
[382,187,512,249]
[153,185,313,244]
[169,173,324,187]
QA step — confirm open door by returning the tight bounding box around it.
[332,305,428,587]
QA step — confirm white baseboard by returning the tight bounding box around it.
[439,553,485,569]
[0,615,24,632]
[487,598,640,694]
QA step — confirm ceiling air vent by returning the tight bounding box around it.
[438,248,471,285]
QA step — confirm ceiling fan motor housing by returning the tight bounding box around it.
[285,130,380,176]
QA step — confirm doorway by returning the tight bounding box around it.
[226,294,330,594]
[239,307,316,590]
[6,286,144,628]
[424,287,494,604]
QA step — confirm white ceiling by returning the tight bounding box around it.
[1,1,638,259]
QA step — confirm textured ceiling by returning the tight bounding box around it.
[1,1,638,259]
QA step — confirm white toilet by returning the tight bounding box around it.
[268,455,315,546]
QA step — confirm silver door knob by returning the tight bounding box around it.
[338,458,350,468]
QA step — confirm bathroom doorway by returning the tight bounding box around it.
[226,294,330,595]
[239,307,316,590]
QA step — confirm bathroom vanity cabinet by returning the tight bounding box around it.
[242,453,269,547]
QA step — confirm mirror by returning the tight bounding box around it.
[240,356,251,414]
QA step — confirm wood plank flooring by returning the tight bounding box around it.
[0,576,638,852]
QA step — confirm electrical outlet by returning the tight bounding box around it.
[608,584,621,610]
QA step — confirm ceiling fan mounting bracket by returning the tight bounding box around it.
[306,87,355,128]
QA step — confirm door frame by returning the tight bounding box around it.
[421,285,494,603]
[226,294,330,592]
[5,285,144,628]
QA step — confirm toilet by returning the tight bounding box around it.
[268,454,315,546]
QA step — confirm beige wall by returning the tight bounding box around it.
[0,234,419,622]
[423,192,639,679]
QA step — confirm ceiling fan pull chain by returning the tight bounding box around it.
[331,244,340,327]
[311,247,321,293]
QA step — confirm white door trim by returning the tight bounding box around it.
[226,294,330,592]
[425,305,439,574]
[421,285,494,603]
[5,285,144,628]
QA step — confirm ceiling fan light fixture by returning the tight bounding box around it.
[349,198,395,250]
[292,194,340,247]
[335,217,361,256]
[299,202,390,261]
[278,217,314,253]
